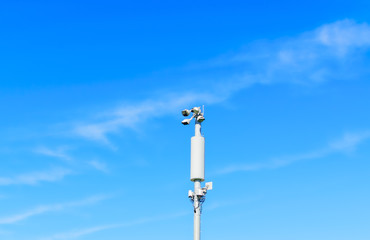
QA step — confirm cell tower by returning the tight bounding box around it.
[182,106,213,240]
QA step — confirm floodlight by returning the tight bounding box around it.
[191,107,201,114]
[182,109,191,117]
[182,119,191,125]
[196,115,205,123]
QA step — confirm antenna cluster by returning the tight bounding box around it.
[181,107,205,125]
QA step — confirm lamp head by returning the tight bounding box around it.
[181,119,191,125]
[182,109,191,117]
[196,115,205,123]
[191,107,201,114]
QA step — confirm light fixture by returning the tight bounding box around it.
[196,115,205,123]
[182,119,191,125]
[182,109,191,117]
[191,107,201,114]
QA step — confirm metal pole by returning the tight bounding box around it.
[194,122,202,240]
[194,180,201,240]
[182,106,212,240]
[195,121,201,137]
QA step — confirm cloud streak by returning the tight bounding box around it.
[40,195,256,240]
[87,160,109,173]
[72,20,370,144]
[39,211,188,240]
[215,131,370,175]
[0,168,72,186]
[0,194,111,224]
[34,146,72,162]
[199,19,370,85]
[73,92,220,144]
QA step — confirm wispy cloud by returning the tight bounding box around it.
[73,92,219,144]
[215,131,370,175]
[328,131,370,152]
[41,195,259,240]
[316,20,370,54]
[34,146,72,162]
[72,20,370,144]
[198,19,370,85]
[39,211,188,240]
[0,168,72,186]
[0,194,111,224]
[87,160,109,173]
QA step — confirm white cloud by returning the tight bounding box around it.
[195,19,370,84]
[316,20,370,53]
[40,211,188,240]
[40,196,258,240]
[0,194,111,224]
[328,131,370,152]
[73,92,220,144]
[215,131,370,175]
[72,20,370,144]
[87,160,109,173]
[0,168,72,186]
[34,146,72,162]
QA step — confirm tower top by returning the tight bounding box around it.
[181,106,205,136]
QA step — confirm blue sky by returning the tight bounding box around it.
[1,1,370,239]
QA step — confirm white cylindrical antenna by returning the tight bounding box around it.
[191,132,205,181]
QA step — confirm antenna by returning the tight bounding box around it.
[181,106,213,240]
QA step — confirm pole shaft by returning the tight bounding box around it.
[195,121,201,136]
[194,180,201,240]
[194,203,201,240]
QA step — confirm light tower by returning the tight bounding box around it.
[182,106,213,240]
